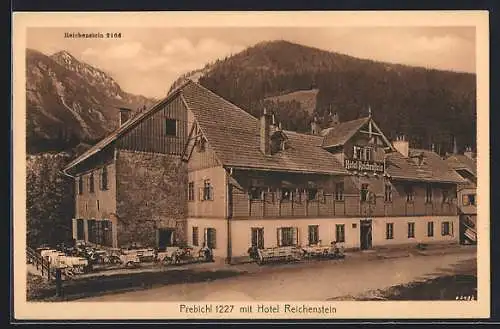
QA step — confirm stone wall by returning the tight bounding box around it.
[115,150,187,247]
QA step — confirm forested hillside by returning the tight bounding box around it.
[198,40,476,153]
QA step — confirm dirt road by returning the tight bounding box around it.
[82,248,476,302]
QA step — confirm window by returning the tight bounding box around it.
[335,183,344,201]
[101,166,108,190]
[251,228,264,249]
[97,200,100,211]
[192,227,199,246]
[188,182,195,201]
[427,221,434,237]
[308,225,319,245]
[442,190,450,204]
[425,184,432,203]
[78,176,83,195]
[281,188,292,201]
[206,228,216,248]
[76,219,84,240]
[201,180,213,201]
[441,222,451,236]
[360,184,369,202]
[277,227,297,247]
[353,146,372,161]
[336,224,345,243]
[307,189,318,201]
[165,118,177,136]
[249,187,264,200]
[384,184,393,202]
[405,186,414,202]
[89,173,95,193]
[408,222,415,238]
[386,223,394,240]
[364,147,372,161]
[462,194,476,206]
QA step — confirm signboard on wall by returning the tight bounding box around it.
[344,159,385,173]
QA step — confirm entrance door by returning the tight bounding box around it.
[360,219,373,250]
[158,228,176,250]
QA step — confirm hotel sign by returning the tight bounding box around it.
[344,159,385,173]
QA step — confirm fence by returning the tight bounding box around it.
[27,247,64,297]
[26,247,55,281]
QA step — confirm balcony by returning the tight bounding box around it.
[231,192,458,219]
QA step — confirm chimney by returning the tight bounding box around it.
[119,107,132,127]
[464,146,474,159]
[271,113,279,132]
[311,116,321,135]
[260,108,272,155]
[453,136,458,154]
[393,135,409,157]
[328,111,340,126]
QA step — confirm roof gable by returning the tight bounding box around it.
[63,84,189,173]
[321,116,394,150]
[180,82,348,175]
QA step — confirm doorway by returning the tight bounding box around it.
[360,219,372,250]
[158,228,176,250]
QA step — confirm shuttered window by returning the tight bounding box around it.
[101,166,108,190]
[277,227,298,247]
[188,182,195,201]
[308,225,319,245]
[89,173,95,193]
[205,228,216,249]
[386,223,394,240]
[427,221,434,237]
[408,222,415,238]
[78,176,83,195]
[192,226,199,246]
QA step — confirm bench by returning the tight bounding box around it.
[256,246,302,264]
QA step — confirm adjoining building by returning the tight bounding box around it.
[446,149,477,244]
[63,80,467,263]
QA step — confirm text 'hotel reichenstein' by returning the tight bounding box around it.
[63,80,477,264]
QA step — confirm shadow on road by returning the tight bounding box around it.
[27,268,246,302]
[328,258,477,301]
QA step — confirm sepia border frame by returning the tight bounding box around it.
[12,10,490,320]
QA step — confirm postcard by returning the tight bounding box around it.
[12,10,490,320]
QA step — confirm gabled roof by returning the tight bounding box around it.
[386,148,466,184]
[320,117,370,148]
[181,81,348,175]
[63,83,189,174]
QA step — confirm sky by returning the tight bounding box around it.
[27,26,476,99]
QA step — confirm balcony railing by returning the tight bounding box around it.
[231,193,458,219]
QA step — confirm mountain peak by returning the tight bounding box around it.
[51,50,78,64]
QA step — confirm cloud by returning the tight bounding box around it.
[162,37,244,62]
[104,42,144,59]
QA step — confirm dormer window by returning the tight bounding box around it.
[270,131,288,154]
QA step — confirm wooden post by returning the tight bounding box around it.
[47,262,51,281]
[55,268,63,297]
